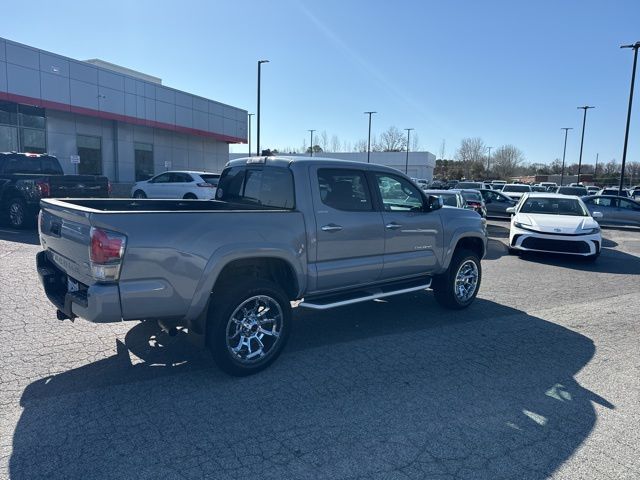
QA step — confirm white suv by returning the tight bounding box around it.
[131,171,220,199]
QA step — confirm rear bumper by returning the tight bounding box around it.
[36,251,123,323]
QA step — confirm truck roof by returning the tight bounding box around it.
[226,156,406,175]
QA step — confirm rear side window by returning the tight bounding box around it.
[318,169,372,211]
[41,156,63,175]
[216,166,295,209]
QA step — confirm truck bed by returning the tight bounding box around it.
[50,198,286,212]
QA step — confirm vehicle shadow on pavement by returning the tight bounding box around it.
[516,246,640,274]
[0,227,39,246]
[11,297,612,480]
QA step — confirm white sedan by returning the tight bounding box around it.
[131,171,220,199]
[506,193,603,260]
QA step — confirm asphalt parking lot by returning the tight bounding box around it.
[0,220,639,480]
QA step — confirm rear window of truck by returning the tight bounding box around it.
[216,166,295,209]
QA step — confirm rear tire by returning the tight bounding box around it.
[133,190,147,199]
[5,197,29,229]
[207,279,291,376]
[432,248,481,309]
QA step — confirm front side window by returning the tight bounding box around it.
[151,172,172,183]
[618,199,639,210]
[376,174,423,211]
[318,169,372,211]
[589,197,614,207]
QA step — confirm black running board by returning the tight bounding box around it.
[299,278,432,310]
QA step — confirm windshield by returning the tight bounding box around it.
[503,185,531,193]
[557,187,587,195]
[461,191,481,202]
[520,197,588,216]
[200,174,220,186]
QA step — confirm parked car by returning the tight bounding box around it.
[0,151,109,229]
[582,195,640,227]
[423,189,466,208]
[491,180,507,189]
[539,182,557,190]
[531,186,548,192]
[131,171,220,199]
[555,186,588,196]
[630,188,640,200]
[457,181,483,189]
[501,184,532,201]
[507,193,602,260]
[479,188,517,218]
[37,156,487,376]
[586,186,600,195]
[459,189,487,218]
[597,187,630,197]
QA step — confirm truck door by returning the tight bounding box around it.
[372,173,442,280]
[310,167,385,292]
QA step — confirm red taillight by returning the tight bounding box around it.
[197,182,214,188]
[90,228,125,264]
[36,179,50,197]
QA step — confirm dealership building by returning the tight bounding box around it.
[0,37,247,192]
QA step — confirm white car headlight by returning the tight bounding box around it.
[581,227,600,235]
[514,221,531,229]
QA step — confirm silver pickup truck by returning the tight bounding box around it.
[37,157,487,375]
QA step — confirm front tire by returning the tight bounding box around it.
[133,190,147,199]
[432,249,481,309]
[207,279,291,376]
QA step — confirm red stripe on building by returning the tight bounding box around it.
[0,91,246,144]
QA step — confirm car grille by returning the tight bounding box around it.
[521,237,590,254]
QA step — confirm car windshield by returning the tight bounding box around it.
[503,185,531,193]
[520,197,588,216]
[200,174,220,186]
[461,192,481,202]
[557,187,587,195]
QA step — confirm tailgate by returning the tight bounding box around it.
[39,200,95,286]
[49,175,109,198]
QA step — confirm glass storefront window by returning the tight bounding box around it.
[0,125,19,152]
[21,128,46,154]
[77,135,102,175]
[134,142,154,181]
[18,105,46,129]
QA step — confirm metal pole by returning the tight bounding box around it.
[487,146,492,173]
[594,153,599,184]
[308,129,315,157]
[577,105,595,184]
[619,42,640,194]
[404,128,414,174]
[364,111,376,163]
[248,113,254,156]
[257,60,269,156]
[560,128,572,186]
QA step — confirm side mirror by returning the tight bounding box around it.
[505,207,516,214]
[426,195,443,211]
[592,211,603,219]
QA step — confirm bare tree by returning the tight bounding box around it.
[549,158,563,174]
[342,140,352,152]
[319,130,329,152]
[330,134,341,152]
[410,132,420,152]
[491,145,525,180]
[355,139,368,152]
[377,126,406,152]
[455,137,486,177]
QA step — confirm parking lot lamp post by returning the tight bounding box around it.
[560,127,573,186]
[257,60,269,156]
[619,42,640,195]
[404,128,414,174]
[308,129,315,157]
[577,106,595,184]
[365,111,377,163]
[247,113,254,156]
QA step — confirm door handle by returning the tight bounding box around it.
[321,224,343,232]
[385,223,403,230]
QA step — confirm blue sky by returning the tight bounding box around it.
[2,0,639,166]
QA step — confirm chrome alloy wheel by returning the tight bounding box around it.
[454,259,479,302]
[226,295,283,364]
[9,201,25,227]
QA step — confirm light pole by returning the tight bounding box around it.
[256,60,269,156]
[619,41,640,194]
[560,127,573,186]
[308,129,316,157]
[594,153,599,183]
[364,111,376,163]
[247,113,254,156]
[404,128,414,174]
[576,105,595,184]
[486,146,492,173]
